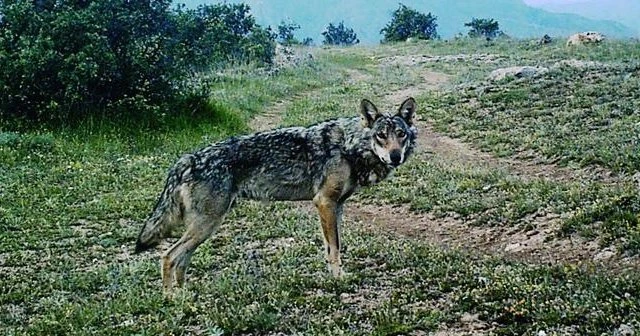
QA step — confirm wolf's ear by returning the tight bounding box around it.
[360,99,381,128]
[397,97,416,125]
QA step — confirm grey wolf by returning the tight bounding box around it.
[134,97,418,292]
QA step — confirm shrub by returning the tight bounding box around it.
[464,18,503,40]
[276,20,301,45]
[381,3,439,42]
[0,1,275,125]
[322,21,360,46]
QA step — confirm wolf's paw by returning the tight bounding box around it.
[328,262,348,278]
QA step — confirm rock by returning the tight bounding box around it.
[525,229,540,237]
[545,213,561,220]
[460,313,480,323]
[460,313,489,330]
[539,34,552,45]
[505,242,522,253]
[615,324,635,336]
[488,66,548,81]
[566,31,605,47]
[593,248,616,261]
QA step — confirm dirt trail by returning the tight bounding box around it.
[251,56,637,272]
[249,91,310,132]
[248,99,288,132]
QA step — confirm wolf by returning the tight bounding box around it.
[135,97,418,291]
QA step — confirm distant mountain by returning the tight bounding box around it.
[525,0,640,35]
[178,0,637,44]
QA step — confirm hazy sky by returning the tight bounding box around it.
[523,0,588,4]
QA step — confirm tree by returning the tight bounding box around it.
[276,20,300,45]
[301,37,314,46]
[464,18,503,40]
[322,21,359,46]
[381,3,439,42]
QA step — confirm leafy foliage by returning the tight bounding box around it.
[301,37,315,46]
[0,0,275,125]
[465,18,503,40]
[380,3,439,42]
[276,20,301,45]
[322,21,359,46]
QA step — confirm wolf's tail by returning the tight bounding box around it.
[134,155,194,253]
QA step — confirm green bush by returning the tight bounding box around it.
[465,18,503,40]
[0,0,275,125]
[276,20,301,45]
[322,21,359,46]
[380,3,439,42]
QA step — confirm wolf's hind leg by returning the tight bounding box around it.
[161,182,232,293]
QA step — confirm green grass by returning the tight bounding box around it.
[430,65,640,172]
[2,40,640,335]
[2,202,638,335]
[404,41,640,253]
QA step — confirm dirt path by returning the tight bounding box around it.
[248,99,288,132]
[248,89,319,132]
[251,57,638,273]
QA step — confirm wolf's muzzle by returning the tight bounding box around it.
[390,150,402,167]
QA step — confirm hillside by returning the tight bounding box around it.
[180,0,637,44]
[526,0,640,35]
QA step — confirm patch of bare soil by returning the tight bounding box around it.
[344,68,374,85]
[382,71,453,105]
[344,202,630,269]
[248,89,323,132]
[248,99,288,132]
[379,53,507,67]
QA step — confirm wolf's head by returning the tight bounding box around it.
[360,97,417,168]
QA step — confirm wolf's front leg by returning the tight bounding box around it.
[313,194,344,277]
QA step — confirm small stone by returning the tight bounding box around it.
[615,324,634,336]
[526,230,540,237]
[505,242,522,253]
[460,313,480,323]
[593,249,616,261]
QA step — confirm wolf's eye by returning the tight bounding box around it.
[396,130,406,138]
[376,131,387,139]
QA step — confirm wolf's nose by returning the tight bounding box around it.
[390,150,402,166]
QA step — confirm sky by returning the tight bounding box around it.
[524,0,589,4]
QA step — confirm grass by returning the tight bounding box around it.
[2,38,640,335]
[430,65,640,172]
[408,40,640,253]
[3,201,639,335]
